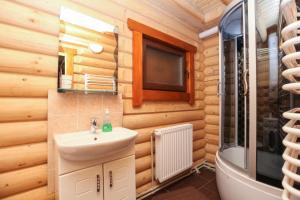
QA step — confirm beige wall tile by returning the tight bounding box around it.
[77,93,103,115]
[48,90,77,115]
[48,114,78,135]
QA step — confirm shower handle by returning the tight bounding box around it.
[243,69,249,96]
[217,81,222,96]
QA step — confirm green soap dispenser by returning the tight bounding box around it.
[102,108,112,132]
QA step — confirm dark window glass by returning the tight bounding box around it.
[143,37,186,92]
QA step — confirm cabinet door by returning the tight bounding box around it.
[59,165,103,200]
[103,155,136,200]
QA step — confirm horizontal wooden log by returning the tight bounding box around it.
[194,61,200,71]
[0,98,47,122]
[123,99,203,114]
[204,79,218,87]
[204,96,219,105]
[123,110,205,129]
[193,139,206,151]
[74,56,116,70]
[204,124,219,135]
[0,164,47,198]
[0,1,59,36]
[71,0,126,23]
[1,186,54,200]
[60,33,116,53]
[205,144,218,154]
[195,71,204,81]
[193,129,205,141]
[205,134,219,145]
[198,62,205,72]
[203,45,219,57]
[13,0,60,15]
[135,142,151,159]
[195,91,205,100]
[0,48,57,76]
[204,65,218,76]
[0,121,47,147]
[73,64,116,76]
[136,182,153,194]
[77,48,116,62]
[204,75,218,82]
[61,22,116,45]
[203,36,218,48]
[136,168,152,188]
[136,155,152,173]
[118,67,132,83]
[0,23,58,56]
[118,52,132,68]
[118,83,132,99]
[204,85,217,95]
[195,81,205,91]
[118,37,132,55]
[78,0,199,42]
[193,149,206,161]
[0,72,56,97]
[205,153,216,164]
[205,105,219,115]
[205,115,219,125]
[135,120,205,144]
[204,55,218,66]
[0,142,47,173]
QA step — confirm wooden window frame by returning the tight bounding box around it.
[127,19,196,107]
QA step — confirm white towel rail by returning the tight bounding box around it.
[281,1,300,199]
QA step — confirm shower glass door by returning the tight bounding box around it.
[219,1,248,169]
[254,0,284,188]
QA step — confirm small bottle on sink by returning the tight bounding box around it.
[102,108,112,132]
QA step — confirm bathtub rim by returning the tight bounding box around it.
[215,150,282,198]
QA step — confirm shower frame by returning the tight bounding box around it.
[218,0,258,179]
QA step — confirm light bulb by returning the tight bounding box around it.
[88,43,104,54]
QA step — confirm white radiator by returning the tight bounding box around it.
[154,124,193,183]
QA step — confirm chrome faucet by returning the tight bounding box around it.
[90,118,98,133]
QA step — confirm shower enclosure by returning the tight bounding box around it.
[219,1,248,170]
[217,0,288,199]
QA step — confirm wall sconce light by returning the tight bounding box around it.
[88,43,104,53]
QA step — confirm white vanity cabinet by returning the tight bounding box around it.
[58,155,135,200]
[103,156,136,200]
[59,165,103,200]
[54,127,137,200]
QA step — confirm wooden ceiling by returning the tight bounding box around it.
[144,0,233,32]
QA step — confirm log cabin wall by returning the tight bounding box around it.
[202,35,220,165]
[0,0,205,199]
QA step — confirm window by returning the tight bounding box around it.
[143,37,186,92]
[128,19,196,107]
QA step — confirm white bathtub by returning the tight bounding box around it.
[216,149,282,200]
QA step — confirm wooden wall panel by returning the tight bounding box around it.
[202,35,220,164]
[0,121,47,147]
[0,164,48,198]
[0,0,205,198]
[0,1,58,199]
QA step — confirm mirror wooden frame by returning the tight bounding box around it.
[127,19,196,107]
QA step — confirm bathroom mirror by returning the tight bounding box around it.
[57,7,118,94]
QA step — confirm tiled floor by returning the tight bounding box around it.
[144,168,220,200]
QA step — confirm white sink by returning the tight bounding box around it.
[54,127,137,161]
